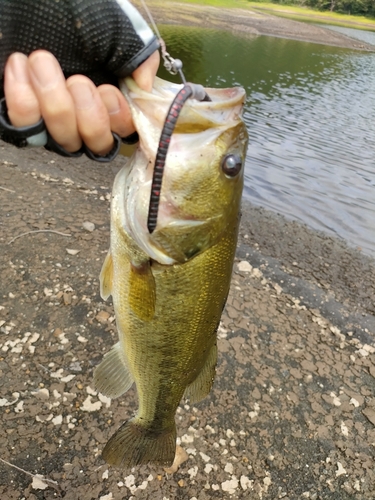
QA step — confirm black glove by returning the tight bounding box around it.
[0,0,159,92]
[0,0,159,160]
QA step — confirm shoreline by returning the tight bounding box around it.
[251,4,375,31]
[135,0,375,51]
[239,200,375,337]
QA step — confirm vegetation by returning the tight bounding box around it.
[247,2,375,29]
[249,0,375,17]
[161,0,375,28]
[165,0,375,16]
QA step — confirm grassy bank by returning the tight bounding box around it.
[164,0,375,30]
[248,2,375,30]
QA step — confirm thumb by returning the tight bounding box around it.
[132,51,160,92]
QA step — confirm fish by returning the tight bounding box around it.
[94,76,248,468]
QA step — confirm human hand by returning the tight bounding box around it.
[4,49,160,156]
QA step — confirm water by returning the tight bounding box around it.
[158,26,375,257]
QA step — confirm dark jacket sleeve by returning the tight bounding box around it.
[0,0,159,95]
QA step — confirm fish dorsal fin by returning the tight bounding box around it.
[129,261,156,321]
[94,342,134,399]
[100,250,113,300]
[184,342,218,404]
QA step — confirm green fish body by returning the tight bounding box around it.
[95,77,248,468]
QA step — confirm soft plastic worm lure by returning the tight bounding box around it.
[147,83,211,233]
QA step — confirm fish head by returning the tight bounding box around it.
[119,77,248,265]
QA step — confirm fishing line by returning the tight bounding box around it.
[138,0,187,83]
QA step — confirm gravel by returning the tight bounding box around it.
[0,137,374,499]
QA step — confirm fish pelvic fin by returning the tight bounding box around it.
[184,342,217,404]
[94,342,134,399]
[129,261,156,321]
[100,250,113,300]
[102,418,177,468]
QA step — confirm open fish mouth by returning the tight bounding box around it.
[120,77,246,154]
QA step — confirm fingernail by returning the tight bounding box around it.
[100,89,121,115]
[7,53,30,84]
[68,81,94,109]
[29,53,60,89]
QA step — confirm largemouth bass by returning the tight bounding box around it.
[94,76,248,468]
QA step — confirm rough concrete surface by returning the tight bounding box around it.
[0,136,375,500]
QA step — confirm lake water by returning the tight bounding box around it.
[158,25,375,258]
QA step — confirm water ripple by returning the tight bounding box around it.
[159,26,375,257]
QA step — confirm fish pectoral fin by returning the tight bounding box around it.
[184,342,218,404]
[94,342,134,399]
[100,250,113,300]
[102,418,177,467]
[129,260,156,321]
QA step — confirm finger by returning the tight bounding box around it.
[67,75,115,156]
[98,85,135,138]
[4,52,41,127]
[133,50,160,92]
[28,50,82,152]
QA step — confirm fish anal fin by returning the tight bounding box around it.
[102,418,176,468]
[94,342,134,399]
[184,342,217,404]
[100,250,113,300]
[129,261,156,321]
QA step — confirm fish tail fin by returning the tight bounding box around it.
[102,418,177,468]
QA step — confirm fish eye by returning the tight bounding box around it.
[221,154,242,177]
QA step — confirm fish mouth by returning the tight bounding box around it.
[120,77,246,135]
[119,77,246,165]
